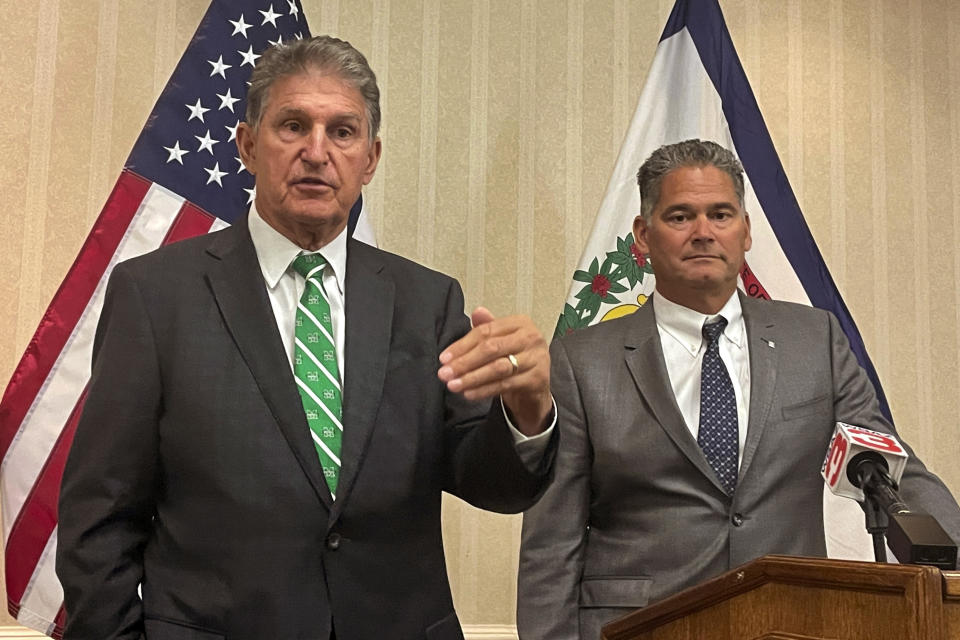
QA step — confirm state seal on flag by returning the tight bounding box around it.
[555,232,654,338]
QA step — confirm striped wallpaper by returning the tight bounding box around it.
[1,0,959,631]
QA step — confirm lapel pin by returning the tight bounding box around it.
[762,338,775,349]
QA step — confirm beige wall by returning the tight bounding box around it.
[2,0,960,631]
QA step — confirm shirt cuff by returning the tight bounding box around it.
[502,395,557,471]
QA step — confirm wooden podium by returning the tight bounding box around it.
[601,555,960,640]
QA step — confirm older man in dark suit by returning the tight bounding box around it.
[56,36,556,640]
[516,139,960,640]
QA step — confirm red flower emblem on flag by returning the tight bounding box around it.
[591,274,612,297]
[555,232,654,338]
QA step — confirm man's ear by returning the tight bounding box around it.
[361,137,382,186]
[236,122,257,175]
[743,212,752,252]
[633,215,650,255]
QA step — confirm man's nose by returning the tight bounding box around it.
[691,214,714,239]
[301,129,330,165]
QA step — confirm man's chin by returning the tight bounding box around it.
[288,207,348,228]
[683,265,724,281]
[685,273,737,291]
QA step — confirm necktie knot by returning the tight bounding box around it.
[292,253,327,279]
[702,318,728,347]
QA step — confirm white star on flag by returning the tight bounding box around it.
[205,162,227,187]
[163,141,190,164]
[217,88,240,112]
[225,121,240,142]
[195,130,219,155]
[185,98,210,123]
[208,55,232,78]
[238,45,261,67]
[229,14,252,38]
[288,0,299,17]
[268,35,284,47]
[260,4,281,27]
[235,156,247,173]
[245,185,257,204]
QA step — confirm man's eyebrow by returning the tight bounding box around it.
[662,201,738,211]
[269,107,364,128]
[271,106,309,120]
[327,113,363,124]
[708,201,739,210]
[657,202,741,219]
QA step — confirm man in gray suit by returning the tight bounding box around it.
[57,36,556,640]
[516,139,960,639]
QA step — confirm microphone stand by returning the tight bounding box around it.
[859,465,890,563]
[856,460,957,569]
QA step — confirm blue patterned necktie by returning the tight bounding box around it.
[698,318,738,494]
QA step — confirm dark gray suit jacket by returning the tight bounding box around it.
[517,293,960,640]
[57,217,556,640]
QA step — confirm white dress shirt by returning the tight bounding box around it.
[246,205,553,456]
[652,290,751,467]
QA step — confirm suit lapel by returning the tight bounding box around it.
[329,239,394,522]
[204,218,332,509]
[739,292,779,481]
[624,300,725,490]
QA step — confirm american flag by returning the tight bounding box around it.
[0,1,318,635]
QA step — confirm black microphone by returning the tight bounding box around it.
[845,451,910,516]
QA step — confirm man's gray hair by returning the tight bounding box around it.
[636,139,745,221]
[245,35,381,140]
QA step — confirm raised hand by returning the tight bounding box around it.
[438,307,552,436]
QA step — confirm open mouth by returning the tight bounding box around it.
[294,177,333,188]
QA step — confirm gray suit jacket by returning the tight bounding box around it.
[57,217,556,640]
[517,292,960,640]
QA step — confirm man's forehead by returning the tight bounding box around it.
[267,70,365,110]
[664,163,735,184]
[659,166,739,200]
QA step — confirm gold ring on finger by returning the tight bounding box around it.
[507,353,520,376]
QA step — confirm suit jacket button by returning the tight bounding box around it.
[731,513,744,527]
[326,533,341,550]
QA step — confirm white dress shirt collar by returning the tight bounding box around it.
[652,290,746,356]
[247,202,348,294]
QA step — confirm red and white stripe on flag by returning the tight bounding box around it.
[0,171,225,635]
[557,0,875,561]
[0,1,315,634]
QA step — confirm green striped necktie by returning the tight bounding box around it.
[291,253,343,497]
